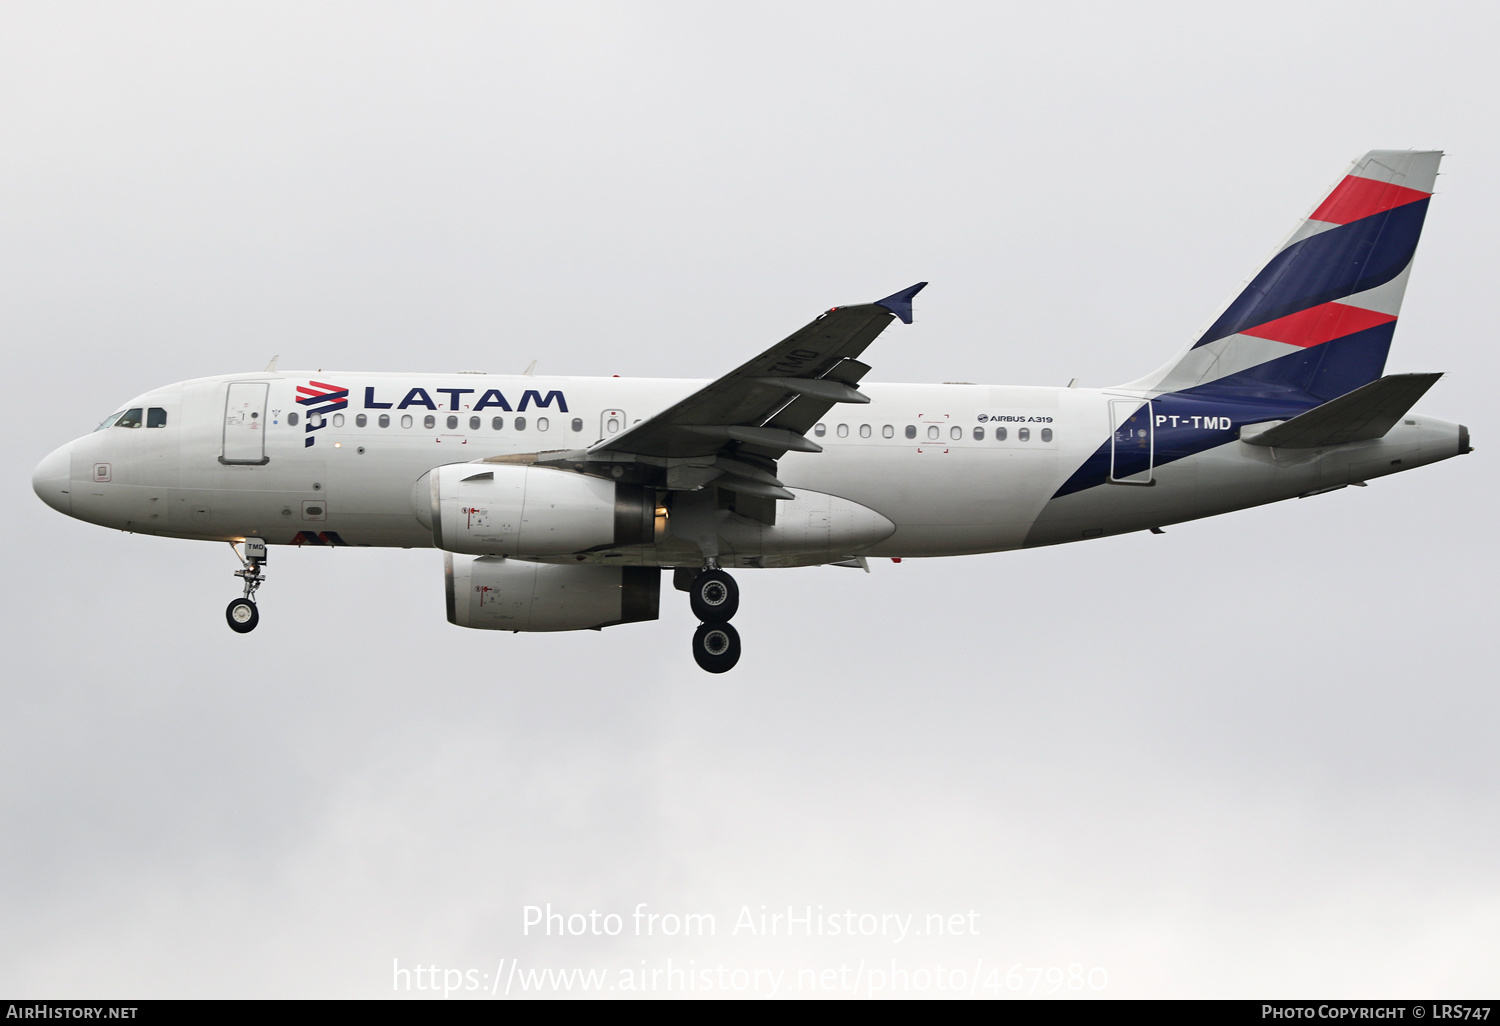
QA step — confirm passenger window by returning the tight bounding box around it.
[146,408,167,428]
[287,411,299,426]
[492,417,504,430]
[469,416,480,430]
[537,417,549,431]
[355,413,367,428]
[1041,427,1053,442]
[420,415,433,429]
[333,413,345,428]
[515,416,527,431]
[446,415,458,429]
[401,414,413,428]
[836,424,849,438]
[973,426,984,440]
[859,424,871,438]
[571,418,583,432]
[882,425,894,439]
[905,425,916,439]
[814,423,826,437]
[927,425,939,440]
[378,414,390,428]
[1019,427,1030,441]
[995,426,1007,440]
[950,426,962,440]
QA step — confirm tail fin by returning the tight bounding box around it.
[1136,150,1442,403]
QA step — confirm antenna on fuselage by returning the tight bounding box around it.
[522,360,537,376]
[264,355,280,373]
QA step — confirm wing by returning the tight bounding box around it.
[513,283,925,522]
[589,283,926,474]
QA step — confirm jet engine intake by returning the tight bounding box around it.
[418,463,653,556]
[445,555,661,632]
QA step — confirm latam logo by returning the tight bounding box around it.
[360,386,568,412]
[293,381,571,448]
[295,380,349,448]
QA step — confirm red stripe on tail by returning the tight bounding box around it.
[1240,302,1396,348]
[1310,175,1430,226]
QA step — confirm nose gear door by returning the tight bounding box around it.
[221,382,270,465]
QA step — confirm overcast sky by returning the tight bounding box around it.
[3,1,1495,999]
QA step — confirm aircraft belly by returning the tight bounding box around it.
[1024,442,1318,546]
[1023,419,1464,548]
[780,444,1061,557]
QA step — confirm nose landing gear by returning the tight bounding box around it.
[226,538,267,634]
[685,562,741,672]
[226,597,259,633]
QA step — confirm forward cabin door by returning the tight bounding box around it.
[1109,399,1154,485]
[221,382,271,465]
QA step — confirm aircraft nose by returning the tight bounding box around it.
[32,445,73,516]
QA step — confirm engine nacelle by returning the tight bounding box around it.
[445,555,661,632]
[417,463,653,557]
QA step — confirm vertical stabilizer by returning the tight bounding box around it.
[1132,150,1442,403]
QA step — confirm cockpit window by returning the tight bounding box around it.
[95,411,126,432]
[147,408,167,428]
[115,408,144,429]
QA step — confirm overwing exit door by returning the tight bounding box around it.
[221,382,271,465]
[1109,399,1154,484]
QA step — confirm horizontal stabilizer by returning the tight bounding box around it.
[1240,373,1442,448]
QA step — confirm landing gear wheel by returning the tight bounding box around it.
[227,540,267,634]
[688,568,739,622]
[226,598,259,634]
[692,621,741,673]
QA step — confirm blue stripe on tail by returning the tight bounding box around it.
[1194,200,1428,347]
[1185,321,1398,403]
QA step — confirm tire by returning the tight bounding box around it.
[226,598,259,633]
[692,621,741,673]
[688,568,739,622]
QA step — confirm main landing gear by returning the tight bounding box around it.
[226,539,267,634]
[685,563,741,673]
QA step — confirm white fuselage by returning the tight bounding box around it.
[33,370,1467,565]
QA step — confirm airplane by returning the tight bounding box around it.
[31,149,1470,673]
